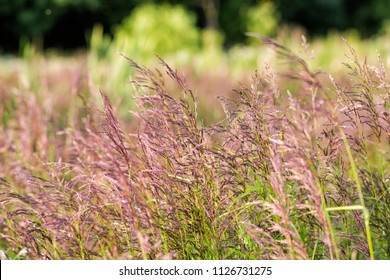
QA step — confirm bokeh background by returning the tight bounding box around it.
[1,0,390,125]
[1,0,390,52]
[2,0,390,122]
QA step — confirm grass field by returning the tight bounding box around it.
[0,33,389,260]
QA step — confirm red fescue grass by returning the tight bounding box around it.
[0,39,389,259]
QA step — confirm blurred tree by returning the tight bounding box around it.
[343,0,390,36]
[200,0,220,29]
[278,0,390,37]
[218,0,257,46]
[154,0,258,46]
[1,0,390,52]
[166,0,218,29]
[113,3,200,59]
[246,0,279,42]
[0,0,63,51]
[277,0,345,35]
[0,0,145,51]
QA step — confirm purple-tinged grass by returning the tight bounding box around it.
[0,39,389,259]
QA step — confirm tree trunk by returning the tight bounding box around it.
[200,0,220,29]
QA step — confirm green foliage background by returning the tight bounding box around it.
[1,0,390,52]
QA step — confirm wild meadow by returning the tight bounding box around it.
[0,24,389,260]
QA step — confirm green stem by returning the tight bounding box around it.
[326,205,374,259]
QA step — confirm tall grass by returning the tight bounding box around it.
[0,38,389,259]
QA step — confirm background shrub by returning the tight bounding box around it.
[113,3,200,60]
